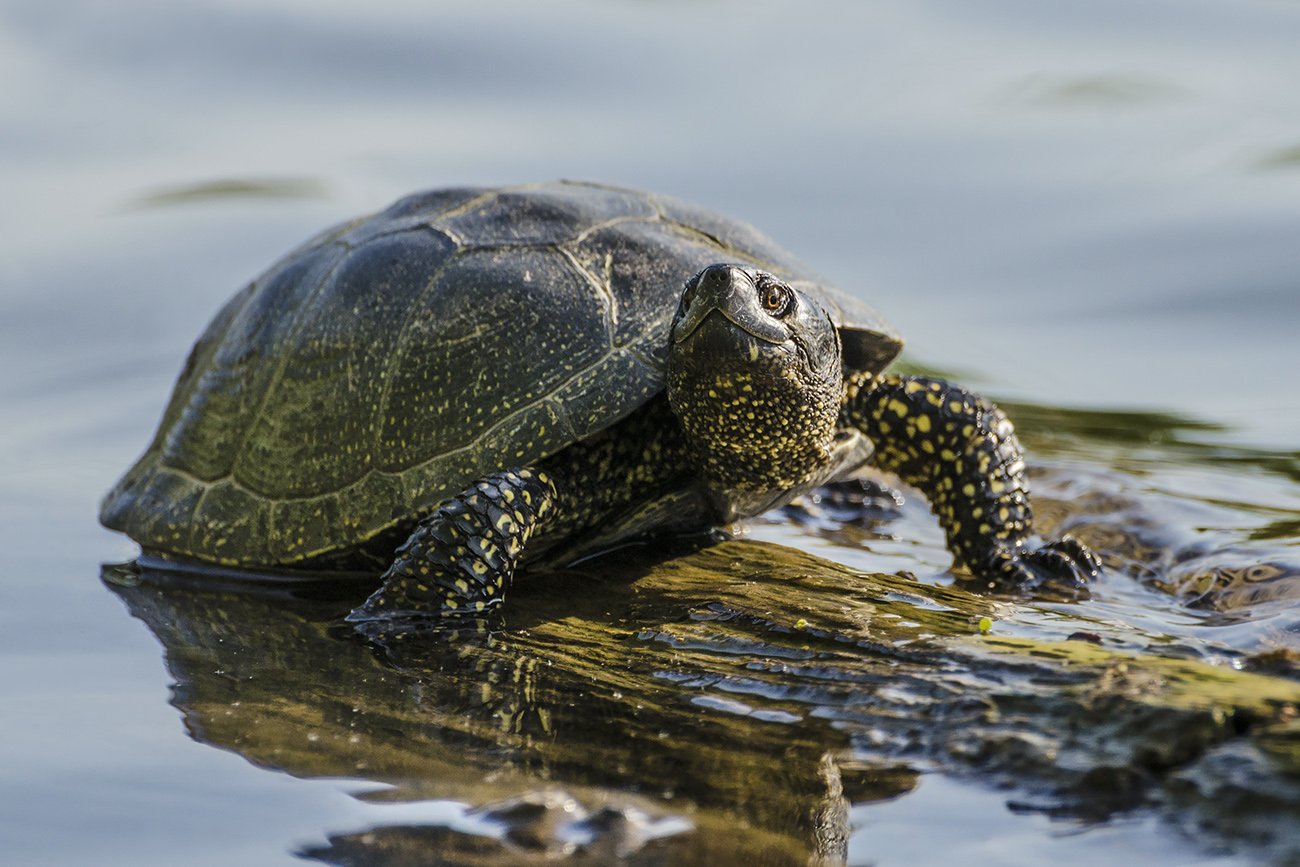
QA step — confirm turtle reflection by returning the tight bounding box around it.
[104,538,1300,866]
[104,542,934,866]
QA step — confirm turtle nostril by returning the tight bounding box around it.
[701,265,729,288]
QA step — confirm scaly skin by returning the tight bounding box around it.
[350,399,694,618]
[350,264,1099,621]
[350,469,559,617]
[844,372,1100,589]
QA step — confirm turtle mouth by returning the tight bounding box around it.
[671,307,791,368]
[671,265,790,346]
[672,304,788,346]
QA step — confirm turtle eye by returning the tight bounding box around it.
[759,282,791,316]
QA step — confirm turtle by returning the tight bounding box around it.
[100,180,1100,620]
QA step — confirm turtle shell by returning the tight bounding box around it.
[101,181,902,566]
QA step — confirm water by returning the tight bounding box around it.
[3,1,1300,864]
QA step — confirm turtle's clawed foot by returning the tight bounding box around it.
[986,535,1102,597]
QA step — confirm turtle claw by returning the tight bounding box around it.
[992,534,1102,597]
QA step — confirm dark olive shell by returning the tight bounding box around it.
[101,181,901,565]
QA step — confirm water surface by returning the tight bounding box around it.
[3,1,1299,864]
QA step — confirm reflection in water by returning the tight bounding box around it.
[105,531,1300,865]
[104,545,898,865]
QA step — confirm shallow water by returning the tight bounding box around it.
[3,1,1300,864]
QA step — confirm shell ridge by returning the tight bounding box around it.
[557,245,619,342]
[228,243,352,493]
[421,187,505,225]
[421,343,622,461]
[369,244,463,462]
[363,222,459,250]
[570,213,658,246]
[661,219,794,276]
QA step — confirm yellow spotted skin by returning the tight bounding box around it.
[351,468,559,616]
[665,266,847,502]
[845,372,1099,589]
[667,337,840,494]
[350,398,697,618]
[351,264,1099,620]
[97,184,1100,620]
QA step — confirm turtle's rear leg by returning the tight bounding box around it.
[347,468,557,621]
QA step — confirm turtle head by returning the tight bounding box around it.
[667,264,845,494]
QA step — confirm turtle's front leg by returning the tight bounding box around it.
[843,372,1100,591]
[347,468,558,621]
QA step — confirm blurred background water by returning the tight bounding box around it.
[2,1,1299,864]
